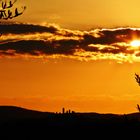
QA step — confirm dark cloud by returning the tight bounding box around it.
[0,39,80,56]
[0,22,58,34]
[83,28,140,45]
[1,23,140,62]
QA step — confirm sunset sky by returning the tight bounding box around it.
[1,0,140,114]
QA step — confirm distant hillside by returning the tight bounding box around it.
[0,106,140,138]
[1,105,140,123]
[0,106,53,122]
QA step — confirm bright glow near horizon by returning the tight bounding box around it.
[130,40,140,48]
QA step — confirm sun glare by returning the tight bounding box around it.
[130,40,140,48]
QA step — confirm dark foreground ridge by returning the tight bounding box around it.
[0,106,140,138]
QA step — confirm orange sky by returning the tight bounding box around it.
[0,57,140,114]
[1,0,140,114]
[16,0,140,29]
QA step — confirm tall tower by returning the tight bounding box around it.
[62,107,65,114]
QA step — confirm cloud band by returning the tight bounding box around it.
[1,22,140,62]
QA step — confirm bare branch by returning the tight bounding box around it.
[2,0,17,9]
[0,0,26,20]
[135,73,140,86]
[137,104,140,112]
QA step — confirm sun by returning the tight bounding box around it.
[130,40,140,48]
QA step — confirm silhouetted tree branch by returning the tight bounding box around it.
[134,73,140,112]
[0,0,26,20]
[135,73,140,86]
[137,104,140,112]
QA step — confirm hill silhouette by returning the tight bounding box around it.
[0,106,53,122]
[0,106,140,138]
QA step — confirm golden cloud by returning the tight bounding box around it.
[1,22,140,63]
